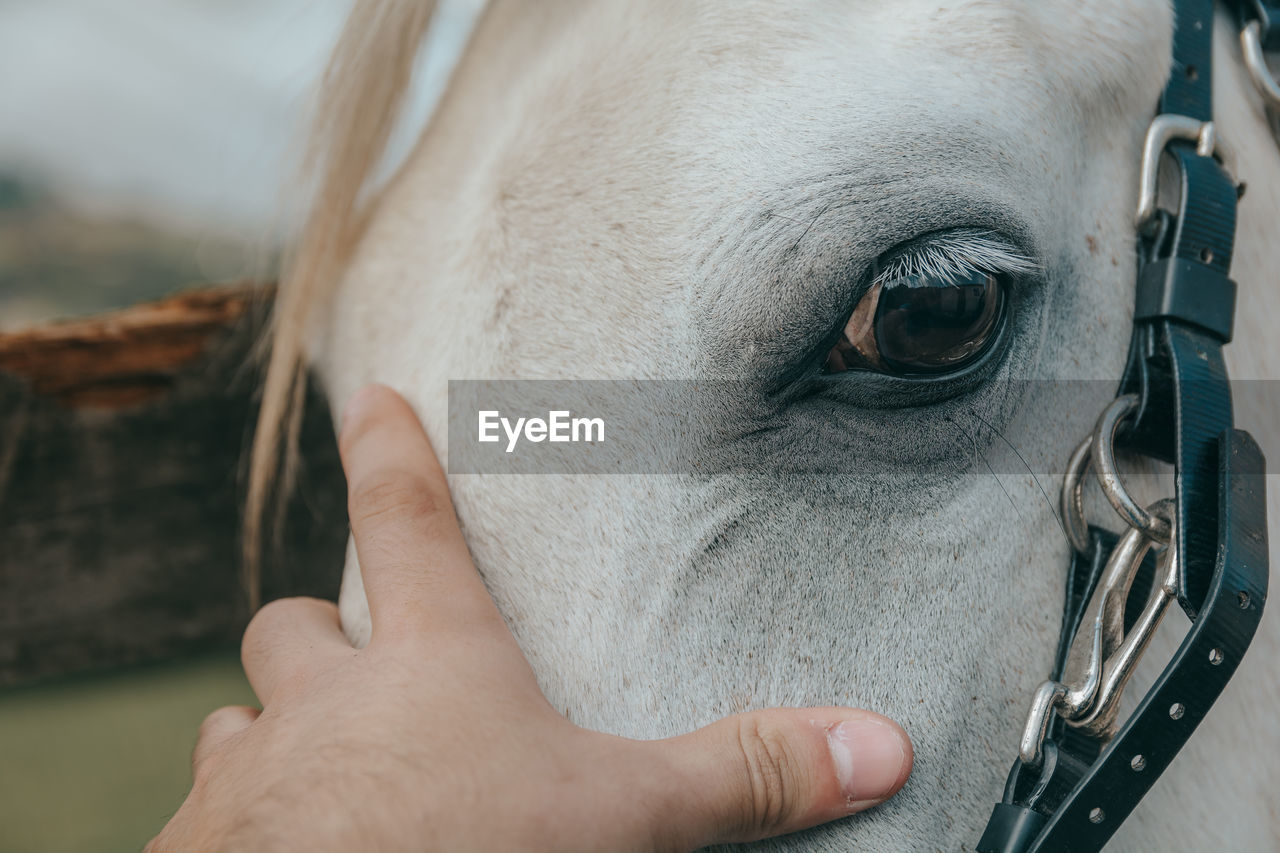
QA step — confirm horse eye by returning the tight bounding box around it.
[824,268,1006,375]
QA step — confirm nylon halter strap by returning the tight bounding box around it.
[976,2,1272,851]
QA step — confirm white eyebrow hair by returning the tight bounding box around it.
[873,229,1040,288]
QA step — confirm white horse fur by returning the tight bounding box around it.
[263,1,1280,849]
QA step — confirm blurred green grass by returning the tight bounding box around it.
[0,654,256,853]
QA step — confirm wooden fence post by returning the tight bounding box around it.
[0,285,347,687]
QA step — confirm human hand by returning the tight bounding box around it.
[148,384,913,852]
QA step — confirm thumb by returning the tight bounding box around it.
[650,707,912,848]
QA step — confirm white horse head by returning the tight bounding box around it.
[252,1,1280,849]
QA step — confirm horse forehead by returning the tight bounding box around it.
[601,0,1174,127]
[512,1,1175,171]
[484,1,1175,243]
[772,0,1172,74]
[909,0,1171,73]
[717,0,1173,113]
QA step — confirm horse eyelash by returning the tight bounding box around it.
[872,229,1040,288]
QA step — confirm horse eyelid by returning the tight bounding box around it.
[871,229,1040,289]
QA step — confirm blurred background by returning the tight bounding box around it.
[0,0,479,329]
[0,1,481,850]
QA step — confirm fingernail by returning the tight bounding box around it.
[826,718,909,806]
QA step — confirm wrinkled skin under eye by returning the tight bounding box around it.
[824,268,1005,376]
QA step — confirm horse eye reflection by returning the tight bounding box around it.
[824,270,1005,376]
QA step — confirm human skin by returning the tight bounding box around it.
[148,385,913,852]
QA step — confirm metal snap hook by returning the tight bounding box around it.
[1067,502,1180,740]
[1242,21,1280,112]
[1017,500,1178,767]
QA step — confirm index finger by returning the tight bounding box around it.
[339,384,504,638]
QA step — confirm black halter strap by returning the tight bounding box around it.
[976,2,1270,850]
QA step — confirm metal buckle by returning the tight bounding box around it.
[1135,115,1232,228]
[1241,20,1280,110]
[1020,396,1183,767]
